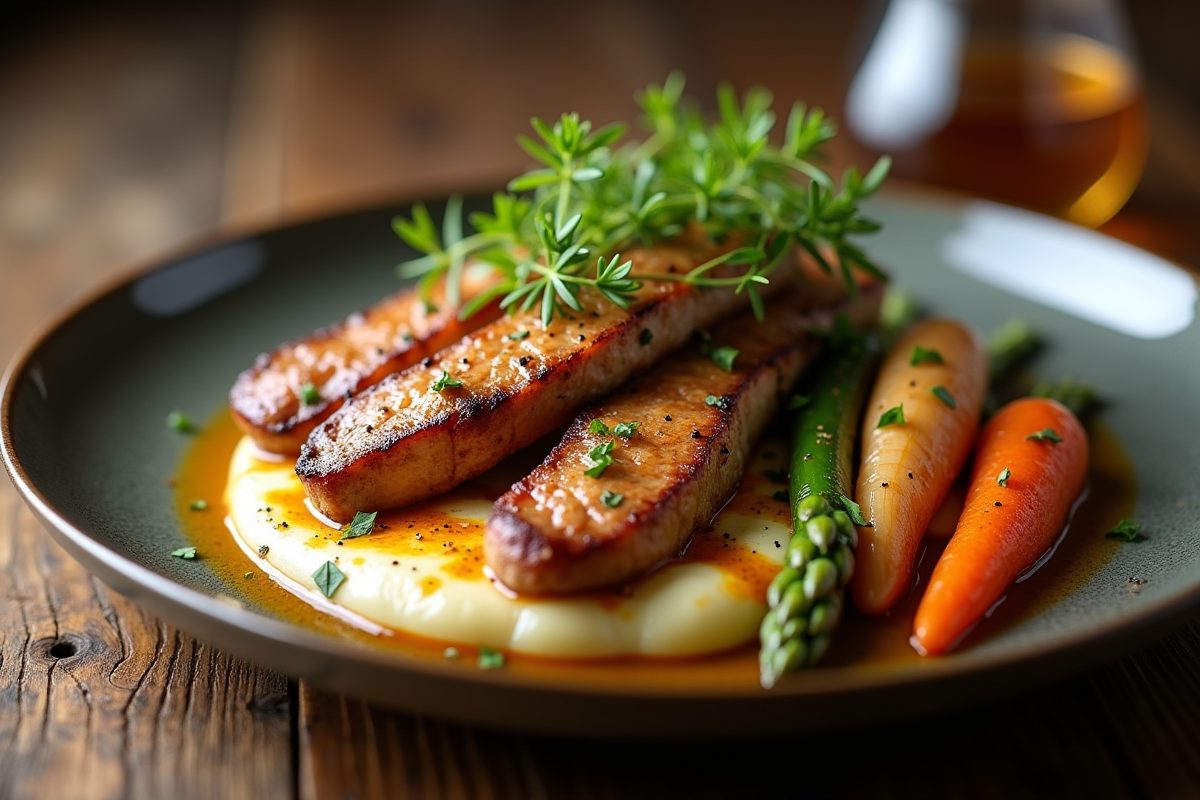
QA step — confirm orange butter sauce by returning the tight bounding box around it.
[177,409,1135,689]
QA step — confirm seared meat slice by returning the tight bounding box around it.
[485,277,883,594]
[230,272,501,455]
[296,232,789,522]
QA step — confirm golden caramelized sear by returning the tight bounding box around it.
[230,274,501,455]
[296,232,789,522]
[485,277,884,594]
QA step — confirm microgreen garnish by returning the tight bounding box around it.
[837,493,868,527]
[189,499,208,511]
[171,547,197,560]
[1026,428,1063,443]
[877,405,905,428]
[910,345,943,366]
[299,382,321,406]
[930,385,956,408]
[312,561,345,598]
[601,490,624,508]
[612,421,640,438]
[394,74,888,326]
[585,440,616,478]
[166,410,194,433]
[478,646,506,670]
[430,370,464,392]
[507,330,530,341]
[705,394,730,410]
[787,394,810,411]
[340,511,378,541]
[997,467,1012,487]
[1106,519,1144,542]
[708,346,740,372]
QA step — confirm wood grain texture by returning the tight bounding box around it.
[0,484,294,800]
[297,676,1142,800]
[1091,619,1200,799]
[0,6,295,799]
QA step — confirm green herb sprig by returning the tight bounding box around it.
[394,74,889,326]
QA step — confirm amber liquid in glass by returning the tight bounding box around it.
[879,35,1147,227]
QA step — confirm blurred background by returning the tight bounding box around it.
[1,0,1197,369]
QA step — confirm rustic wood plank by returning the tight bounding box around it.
[0,6,298,799]
[281,0,681,217]
[297,675,1140,800]
[1089,617,1200,798]
[0,485,295,800]
[220,0,300,232]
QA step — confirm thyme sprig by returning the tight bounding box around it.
[394,74,889,326]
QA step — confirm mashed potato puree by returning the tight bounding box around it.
[225,436,791,658]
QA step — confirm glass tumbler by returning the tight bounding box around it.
[845,0,1148,227]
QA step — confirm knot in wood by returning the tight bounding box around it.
[35,632,89,662]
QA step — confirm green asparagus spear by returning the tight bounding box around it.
[759,334,876,687]
[988,318,1042,387]
[1031,376,1100,420]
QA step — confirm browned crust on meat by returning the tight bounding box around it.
[485,276,885,593]
[229,273,501,455]
[296,231,784,522]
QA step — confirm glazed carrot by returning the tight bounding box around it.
[850,319,988,614]
[912,397,1088,655]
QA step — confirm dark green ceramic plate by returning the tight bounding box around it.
[4,191,1199,737]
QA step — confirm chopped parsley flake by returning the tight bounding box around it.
[585,440,616,478]
[612,421,640,438]
[837,493,867,526]
[930,385,956,408]
[189,499,208,511]
[705,394,730,410]
[477,646,506,670]
[910,345,944,366]
[876,405,906,428]
[997,467,1012,487]
[171,547,197,560]
[1026,428,1063,443]
[299,382,321,406]
[601,489,624,508]
[593,419,639,438]
[507,330,530,341]
[312,561,345,597]
[166,410,194,433]
[340,510,378,541]
[709,346,740,372]
[430,370,464,392]
[1106,519,1144,542]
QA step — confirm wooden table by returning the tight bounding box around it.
[3,3,1199,797]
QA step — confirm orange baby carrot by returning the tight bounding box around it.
[912,396,1088,655]
[850,319,988,614]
